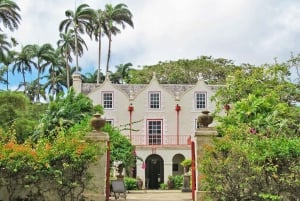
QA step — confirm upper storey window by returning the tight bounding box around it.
[195,92,207,109]
[149,91,160,109]
[102,92,113,109]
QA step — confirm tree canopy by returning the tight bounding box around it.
[201,61,300,200]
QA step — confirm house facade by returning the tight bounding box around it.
[72,72,219,189]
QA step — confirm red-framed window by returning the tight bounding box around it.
[147,119,163,145]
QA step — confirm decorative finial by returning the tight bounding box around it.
[197,73,203,81]
[152,72,156,79]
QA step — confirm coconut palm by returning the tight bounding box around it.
[57,29,86,89]
[114,62,132,84]
[0,0,21,32]
[0,65,7,87]
[0,50,16,90]
[90,8,107,84]
[103,3,134,73]
[26,43,55,102]
[59,3,95,73]
[0,33,11,57]
[26,79,46,102]
[43,48,65,96]
[82,70,105,83]
[12,46,34,93]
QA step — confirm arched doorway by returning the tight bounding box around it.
[145,154,164,189]
[172,154,185,176]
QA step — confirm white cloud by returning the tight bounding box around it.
[6,0,300,75]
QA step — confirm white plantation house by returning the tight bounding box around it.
[73,72,220,189]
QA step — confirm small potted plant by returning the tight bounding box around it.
[167,176,174,189]
[180,159,192,175]
[136,177,143,190]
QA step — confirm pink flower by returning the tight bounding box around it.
[141,163,146,169]
[249,128,256,134]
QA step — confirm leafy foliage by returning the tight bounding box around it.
[35,88,95,140]
[201,62,300,200]
[124,177,137,190]
[103,123,135,175]
[128,56,238,84]
[0,91,47,142]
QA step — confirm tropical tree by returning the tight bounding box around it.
[35,88,95,140]
[103,3,134,73]
[114,62,132,84]
[128,56,237,84]
[201,62,300,200]
[43,48,65,96]
[59,3,95,72]
[25,43,55,102]
[25,79,46,102]
[57,29,86,89]
[0,65,6,86]
[82,70,97,83]
[90,8,107,84]
[0,91,26,131]
[0,50,16,90]
[12,45,35,93]
[0,0,21,32]
[0,33,11,58]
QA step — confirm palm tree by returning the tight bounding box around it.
[0,65,7,86]
[43,48,65,96]
[0,33,13,90]
[12,46,34,93]
[90,8,107,84]
[0,33,11,57]
[59,3,95,72]
[26,79,46,102]
[57,29,86,89]
[26,43,55,102]
[82,70,105,83]
[114,62,132,84]
[0,50,16,90]
[103,3,134,73]
[0,0,21,32]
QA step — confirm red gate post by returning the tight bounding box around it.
[191,141,196,201]
[105,141,110,201]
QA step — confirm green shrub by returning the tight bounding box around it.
[168,175,183,189]
[160,183,167,190]
[124,177,137,190]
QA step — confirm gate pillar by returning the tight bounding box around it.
[194,127,217,201]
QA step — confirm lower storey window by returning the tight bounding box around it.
[147,120,162,145]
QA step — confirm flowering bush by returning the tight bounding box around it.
[0,127,102,201]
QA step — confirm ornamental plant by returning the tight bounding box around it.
[0,123,102,201]
[202,62,300,200]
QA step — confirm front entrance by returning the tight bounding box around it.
[145,154,164,189]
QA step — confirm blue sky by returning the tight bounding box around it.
[1,0,300,90]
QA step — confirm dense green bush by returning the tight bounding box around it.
[202,63,300,201]
[167,175,183,189]
[124,177,137,190]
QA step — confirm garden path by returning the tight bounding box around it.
[109,190,192,201]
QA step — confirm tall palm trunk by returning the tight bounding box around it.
[65,53,70,89]
[36,68,41,102]
[21,67,26,94]
[74,27,79,73]
[97,31,102,84]
[106,32,112,73]
[51,69,55,96]
[6,67,8,90]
